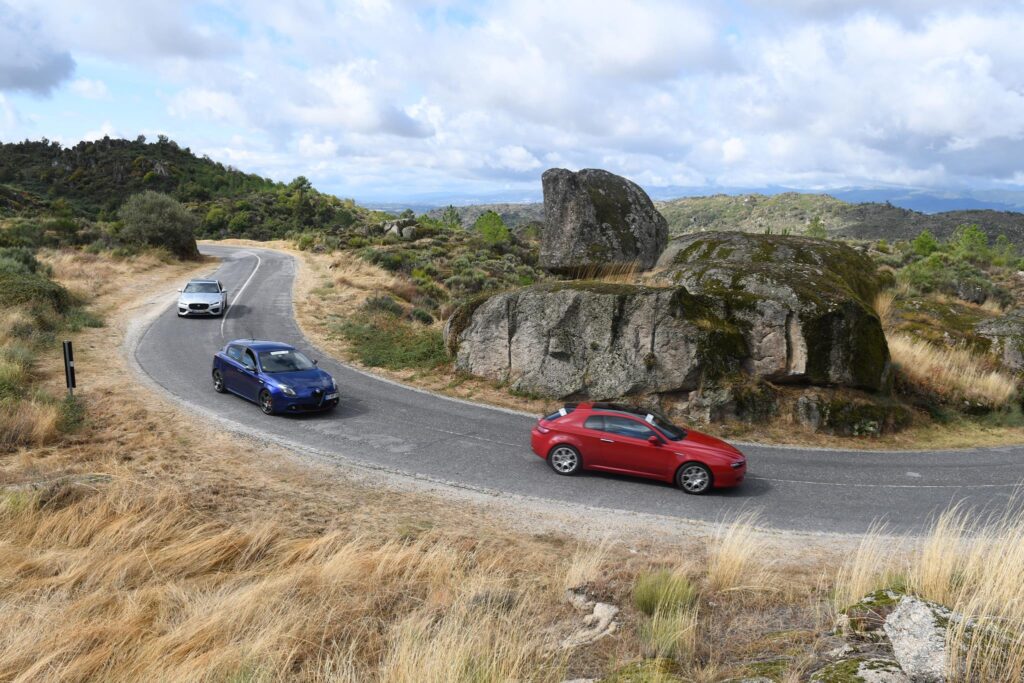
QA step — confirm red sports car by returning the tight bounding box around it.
[530,402,746,494]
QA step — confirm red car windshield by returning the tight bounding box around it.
[646,413,687,441]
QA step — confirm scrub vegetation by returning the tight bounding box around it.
[0,248,98,452]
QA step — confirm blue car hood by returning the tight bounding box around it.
[267,368,333,389]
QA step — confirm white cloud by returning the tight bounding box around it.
[69,78,108,99]
[0,1,74,94]
[82,120,117,141]
[167,87,244,123]
[297,133,339,159]
[8,0,1024,197]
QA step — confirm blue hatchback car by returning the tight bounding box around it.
[212,339,339,414]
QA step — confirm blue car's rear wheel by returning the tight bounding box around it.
[259,389,275,415]
[212,369,226,393]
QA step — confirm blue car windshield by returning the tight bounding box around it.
[258,349,315,373]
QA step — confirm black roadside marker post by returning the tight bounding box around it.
[63,340,76,397]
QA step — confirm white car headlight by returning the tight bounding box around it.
[280,385,296,396]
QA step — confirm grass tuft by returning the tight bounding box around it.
[633,570,699,616]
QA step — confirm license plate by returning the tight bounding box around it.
[325,392,339,400]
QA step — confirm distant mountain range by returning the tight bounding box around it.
[380,191,1024,245]
[364,185,1024,216]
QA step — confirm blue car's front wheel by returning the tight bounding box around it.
[259,389,275,415]
[212,369,226,394]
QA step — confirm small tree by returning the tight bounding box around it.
[805,216,827,239]
[912,229,939,257]
[118,191,200,259]
[474,210,509,245]
[440,205,462,230]
[950,223,989,264]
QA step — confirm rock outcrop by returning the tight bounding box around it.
[657,232,891,391]
[976,311,1024,373]
[447,283,744,400]
[447,233,892,400]
[540,168,668,275]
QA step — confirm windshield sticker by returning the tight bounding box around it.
[645,414,655,424]
[558,407,567,417]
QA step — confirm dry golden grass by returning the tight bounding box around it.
[0,400,60,450]
[705,511,769,594]
[888,331,1017,407]
[0,482,568,682]
[873,290,897,326]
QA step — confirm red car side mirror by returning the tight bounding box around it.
[648,436,662,446]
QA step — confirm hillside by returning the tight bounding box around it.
[657,192,1024,243]
[0,137,385,241]
[0,137,278,219]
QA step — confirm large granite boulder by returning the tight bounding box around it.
[540,168,668,275]
[657,232,891,392]
[446,283,745,400]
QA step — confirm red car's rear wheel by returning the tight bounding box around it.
[548,445,582,475]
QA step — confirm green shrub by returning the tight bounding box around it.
[0,269,71,313]
[63,307,104,331]
[949,223,989,264]
[912,229,939,257]
[57,395,86,433]
[118,191,200,259]
[363,294,404,317]
[633,570,699,616]
[805,216,827,239]
[0,247,48,275]
[409,307,433,325]
[474,211,510,245]
[337,316,447,370]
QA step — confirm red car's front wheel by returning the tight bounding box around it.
[548,445,582,475]
[676,463,712,494]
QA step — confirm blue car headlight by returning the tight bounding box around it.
[280,384,297,397]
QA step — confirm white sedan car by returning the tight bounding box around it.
[177,279,228,317]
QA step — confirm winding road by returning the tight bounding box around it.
[134,244,1024,534]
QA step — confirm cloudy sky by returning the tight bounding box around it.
[2,0,1024,202]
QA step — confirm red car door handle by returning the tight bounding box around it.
[600,438,615,443]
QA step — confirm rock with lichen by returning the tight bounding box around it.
[540,168,668,276]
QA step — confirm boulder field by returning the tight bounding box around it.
[445,232,891,401]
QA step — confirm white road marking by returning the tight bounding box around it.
[220,251,262,339]
[748,476,1021,489]
[906,471,922,478]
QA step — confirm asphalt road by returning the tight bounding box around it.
[134,244,1024,534]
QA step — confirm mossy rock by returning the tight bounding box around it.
[839,589,905,634]
[600,658,684,682]
[810,658,905,683]
[658,232,891,391]
[797,395,911,437]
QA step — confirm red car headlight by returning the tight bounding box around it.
[536,425,551,434]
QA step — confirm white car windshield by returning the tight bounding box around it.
[258,349,315,373]
[184,282,219,293]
